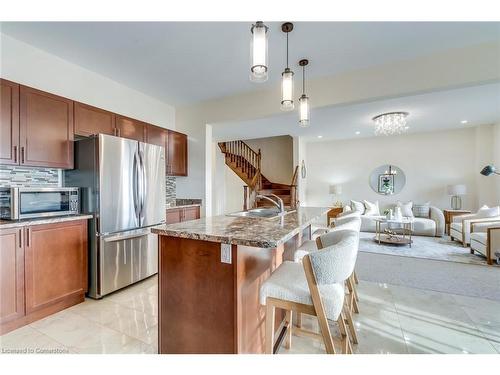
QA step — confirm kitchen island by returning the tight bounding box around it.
[151,206,328,354]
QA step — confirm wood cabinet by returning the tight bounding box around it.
[0,79,20,165]
[74,102,115,137]
[115,115,146,142]
[0,228,25,325]
[167,130,188,176]
[166,206,200,224]
[146,124,168,148]
[0,220,88,334]
[19,85,74,169]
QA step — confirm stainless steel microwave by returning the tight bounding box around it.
[0,187,79,220]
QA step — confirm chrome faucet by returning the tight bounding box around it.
[256,194,285,214]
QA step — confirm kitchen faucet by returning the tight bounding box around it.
[256,194,285,214]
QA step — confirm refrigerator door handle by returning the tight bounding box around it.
[132,150,140,221]
[139,149,147,223]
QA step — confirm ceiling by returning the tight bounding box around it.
[1,22,499,105]
[212,82,500,141]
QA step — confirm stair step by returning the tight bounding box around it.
[258,189,291,195]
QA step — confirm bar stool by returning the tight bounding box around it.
[260,230,359,354]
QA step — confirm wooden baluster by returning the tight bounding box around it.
[243,186,248,210]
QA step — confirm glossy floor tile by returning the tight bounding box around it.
[1,276,499,354]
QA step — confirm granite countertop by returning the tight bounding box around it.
[152,206,328,248]
[0,214,93,229]
[166,203,202,209]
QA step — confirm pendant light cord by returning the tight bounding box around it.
[286,32,289,69]
[302,65,305,94]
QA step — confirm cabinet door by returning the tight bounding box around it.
[19,85,74,169]
[183,207,200,222]
[146,124,168,148]
[166,208,182,224]
[115,115,145,142]
[74,102,115,137]
[0,79,20,165]
[0,228,25,324]
[24,220,87,314]
[167,130,188,176]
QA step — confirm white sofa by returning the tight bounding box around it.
[450,206,500,246]
[340,203,445,237]
[469,221,500,265]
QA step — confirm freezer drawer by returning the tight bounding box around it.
[99,228,158,297]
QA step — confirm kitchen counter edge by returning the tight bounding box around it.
[0,214,94,229]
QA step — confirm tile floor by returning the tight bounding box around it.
[1,275,499,354]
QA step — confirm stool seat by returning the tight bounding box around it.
[260,261,345,321]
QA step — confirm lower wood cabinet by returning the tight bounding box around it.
[166,206,200,224]
[0,228,25,326]
[0,219,88,334]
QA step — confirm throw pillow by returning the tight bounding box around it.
[413,202,431,218]
[363,200,380,216]
[350,200,365,214]
[397,201,414,217]
[476,206,500,218]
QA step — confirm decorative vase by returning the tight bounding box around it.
[387,209,394,220]
[394,207,403,221]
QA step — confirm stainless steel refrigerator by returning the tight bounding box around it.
[65,134,166,298]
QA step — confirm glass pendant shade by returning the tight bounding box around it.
[299,94,310,127]
[281,68,294,111]
[250,22,268,82]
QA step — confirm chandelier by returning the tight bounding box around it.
[372,112,409,136]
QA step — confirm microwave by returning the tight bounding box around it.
[0,187,79,220]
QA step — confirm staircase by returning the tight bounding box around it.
[218,140,298,210]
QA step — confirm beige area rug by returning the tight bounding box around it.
[359,232,499,267]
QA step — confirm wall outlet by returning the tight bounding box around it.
[221,243,232,264]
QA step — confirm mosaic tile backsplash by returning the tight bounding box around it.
[166,176,176,205]
[0,165,60,187]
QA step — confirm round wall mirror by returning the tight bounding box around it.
[369,164,406,195]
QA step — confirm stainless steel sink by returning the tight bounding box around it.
[227,208,295,219]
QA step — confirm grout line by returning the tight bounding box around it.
[383,284,410,354]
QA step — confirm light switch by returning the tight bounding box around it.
[221,243,232,264]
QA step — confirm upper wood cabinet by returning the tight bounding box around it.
[74,102,115,137]
[19,85,74,169]
[115,115,146,142]
[167,130,188,176]
[0,79,20,165]
[0,228,25,326]
[146,124,168,148]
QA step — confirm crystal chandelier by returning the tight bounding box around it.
[372,112,409,136]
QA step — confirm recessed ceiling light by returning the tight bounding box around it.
[461,120,468,124]
[355,131,360,135]
[317,135,323,138]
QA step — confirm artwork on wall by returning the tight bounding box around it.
[378,174,395,195]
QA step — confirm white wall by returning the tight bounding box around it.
[0,33,175,129]
[305,127,496,212]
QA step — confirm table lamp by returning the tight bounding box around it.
[447,184,467,210]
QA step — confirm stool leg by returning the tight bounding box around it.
[265,301,275,354]
[337,310,353,354]
[343,304,358,345]
[353,270,359,284]
[285,310,293,349]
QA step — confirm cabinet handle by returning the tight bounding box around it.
[19,228,23,248]
[21,147,25,164]
[26,227,30,247]
[13,146,17,163]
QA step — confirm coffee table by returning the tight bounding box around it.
[374,217,414,248]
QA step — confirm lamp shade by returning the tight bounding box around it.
[329,185,342,195]
[447,184,467,196]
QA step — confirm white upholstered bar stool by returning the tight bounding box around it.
[260,230,359,354]
[311,212,362,239]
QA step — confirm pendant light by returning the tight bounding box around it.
[250,21,269,82]
[280,22,294,111]
[298,59,310,127]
